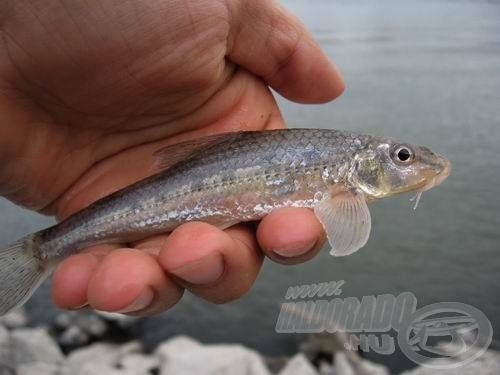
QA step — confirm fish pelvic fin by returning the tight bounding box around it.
[314,190,372,257]
[0,234,54,315]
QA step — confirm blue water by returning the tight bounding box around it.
[1,0,499,372]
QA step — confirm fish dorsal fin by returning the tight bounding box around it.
[152,132,242,172]
[314,191,372,256]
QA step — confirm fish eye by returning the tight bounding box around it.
[392,145,414,164]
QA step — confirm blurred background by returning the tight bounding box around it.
[1,0,499,372]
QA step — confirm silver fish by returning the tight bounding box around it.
[0,128,451,314]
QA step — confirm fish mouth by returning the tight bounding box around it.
[420,157,451,192]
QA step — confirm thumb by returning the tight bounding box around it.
[227,0,344,104]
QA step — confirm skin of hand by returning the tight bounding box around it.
[0,0,344,315]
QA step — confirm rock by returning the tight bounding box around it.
[53,312,72,328]
[63,362,137,375]
[0,308,28,329]
[156,335,270,375]
[62,341,142,375]
[334,352,354,375]
[263,355,290,373]
[81,313,108,337]
[298,331,389,375]
[58,325,90,347]
[17,362,60,375]
[318,361,335,375]
[301,332,349,355]
[351,357,389,375]
[54,311,108,346]
[0,325,12,374]
[0,326,9,345]
[155,335,202,355]
[10,328,64,367]
[116,341,142,359]
[278,353,318,375]
[119,353,159,374]
[400,349,500,374]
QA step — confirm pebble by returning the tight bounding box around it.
[0,308,28,330]
[9,328,64,367]
[119,353,159,374]
[63,341,141,373]
[17,362,60,375]
[3,308,499,375]
[400,349,500,375]
[0,325,12,374]
[278,353,318,375]
[54,311,108,347]
[156,335,270,375]
[334,352,354,375]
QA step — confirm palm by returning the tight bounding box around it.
[0,1,279,216]
[0,0,344,315]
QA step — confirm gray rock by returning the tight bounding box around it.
[62,341,141,375]
[400,349,500,375]
[58,325,90,347]
[54,311,108,346]
[263,355,290,373]
[63,362,138,375]
[81,313,108,337]
[334,352,354,375]
[299,331,389,375]
[119,353,159,374]
[156,335,270,375]
[318,361,336,375]
[0,326,9,345]
[10,328,64,367]
[155,335,202,355]
[300,332,349,356]
[53,312,72,328]
[278,353,318,375]
[0,308,28,329]
[17,362,60,375]
[115,341,143,359]
[351,357,389,375]
[0,326,12,374]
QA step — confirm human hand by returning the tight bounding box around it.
[0,0,344,315]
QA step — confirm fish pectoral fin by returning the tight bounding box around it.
[314,191,371,257]
[152,132,243,172]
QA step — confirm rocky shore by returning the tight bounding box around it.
[0,308,498,375]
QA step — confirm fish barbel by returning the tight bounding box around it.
[0,128,450,314]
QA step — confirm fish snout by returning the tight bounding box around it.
[421,155,451,192]
[434,155,451,185]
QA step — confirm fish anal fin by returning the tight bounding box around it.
[313,190,371,257]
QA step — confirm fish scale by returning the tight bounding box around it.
[0,128,451,315]
[37,129,365,257]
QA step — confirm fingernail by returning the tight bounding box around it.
[170,252,225,285]
[117,288,154,313]
[71,302,89,310]
[273,238,318,258]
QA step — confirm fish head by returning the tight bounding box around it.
[349,139,451,199]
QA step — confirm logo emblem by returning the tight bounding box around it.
[398,302,493,369]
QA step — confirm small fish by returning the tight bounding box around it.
[0,128,450,315]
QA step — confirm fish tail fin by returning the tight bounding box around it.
[0,235,54,315]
